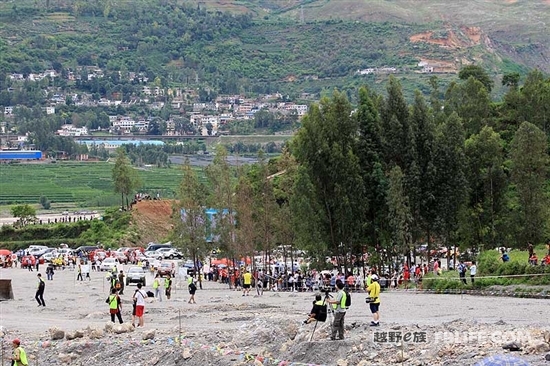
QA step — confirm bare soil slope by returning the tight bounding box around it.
[131,200,174,245]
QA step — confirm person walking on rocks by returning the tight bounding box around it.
[153,273,162,302]
[35,273,46,306]
[10,339,28,366]
[106,288,123,324]
[327,281,347,340]
[133,283,148,327]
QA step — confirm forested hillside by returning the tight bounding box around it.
[0,0,544,98]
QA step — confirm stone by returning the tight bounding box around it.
[142,329,156,340]
[182,348,192,359]
[49,327,65,340]
[104,322,114,332]
[396,352,409,362]
[545,353,550,361]
[336,359,347,366]
[502,341,522,351]
[88,327,104,339]
[65,330,84,340]
[113,323,133,334]
[527,342,550,354]
[58,353,77,363]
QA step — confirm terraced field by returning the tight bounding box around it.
[0,162,186,207]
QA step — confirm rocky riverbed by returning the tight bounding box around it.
[0,266,549,365]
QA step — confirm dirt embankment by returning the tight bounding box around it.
[130,200,175,245]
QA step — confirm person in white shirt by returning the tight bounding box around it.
[469,261,477,284]
[133,283,148,327]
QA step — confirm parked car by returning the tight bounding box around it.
[99,257,119,271]
[155,248,183,260]
[40,252,58,262]
[146,242,172,252]
[126,266,146,286]
[157,262,175,277]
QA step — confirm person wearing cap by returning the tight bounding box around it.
[303,293,327,324]
[10,339,28,366]
[366,273,381,326]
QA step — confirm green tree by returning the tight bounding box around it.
[292,90,364,268]
[39,195,51,210]
[205,145,237,258]
[380,76,413,170]
[11,204,37,227]
[355,86,386,259]
[386,166,413,267]
[434,112,467,267]
[458,65,493,92]
[112,148,141,209]
[409,91,438,263]
[171,161,209,277]
[463,126,507,249]
[510,122,549,245]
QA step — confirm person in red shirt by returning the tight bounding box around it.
[403,264,410,289]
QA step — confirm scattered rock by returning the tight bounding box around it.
[396,352,409,362]
[113,323,133,334]
[142,329,155,340]
[336,359,347,366]
[58,352,77,363]
[502,341,522,351]
[182,348,192,359]
[65,330,84,340]
[87,327,103,339]
[49,327,65,340]
[545,353,550,361]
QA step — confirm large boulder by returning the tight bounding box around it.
[49,327,65,340]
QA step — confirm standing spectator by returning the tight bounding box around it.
[46,264,55,280]
[469,261,477,284]
[153,274,162,302]
[188,279,197,304]
[327,281,347,340]
[366,274,381,326]
[433,260,439,276]
[118,270,125,295]
[106,288,123,324]
[10,338,28,366]
[133,283,148,327]
[76,263,83,281]
[242,269,252,296]
[527,242,534,259]
[164,274,172,300]
[35,273,46,307]
[457,261,467,285]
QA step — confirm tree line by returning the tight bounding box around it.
[168,67,550,272]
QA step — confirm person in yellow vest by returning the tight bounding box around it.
[153,273,163,302]
[242,269,252,296]
[326,281,347,340]
[366,274,381,327]
[164,274,172,300]
[106,288,123,324]
[10,338,28,366]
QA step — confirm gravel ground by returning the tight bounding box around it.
[0,265,549,365]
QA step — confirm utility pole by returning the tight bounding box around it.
[300,5,305,24]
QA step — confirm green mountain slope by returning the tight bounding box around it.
[0,0,546,99]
